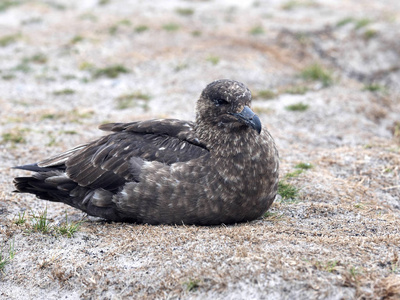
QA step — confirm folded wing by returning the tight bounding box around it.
[27,119,209,192]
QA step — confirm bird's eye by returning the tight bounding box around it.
[214,98,229,106]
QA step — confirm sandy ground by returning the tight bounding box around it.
[0,0,400,299]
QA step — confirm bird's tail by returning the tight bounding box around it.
[14,170,77,203]
[13,167,131,222]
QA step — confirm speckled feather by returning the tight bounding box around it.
[13,79,279,225]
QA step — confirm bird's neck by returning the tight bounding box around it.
[195,120,260,157]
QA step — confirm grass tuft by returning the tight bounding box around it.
[116,92,151,109]
[191,30,202,37]
[278,181,299,201]
[14,211,27,225]
[285,102,309,112]
[40,113,60,120]
[31,208,52,234]
[284,85,309,95]
[176,8,194,16]
[135,25,149,33]
[355,18,371,29]
[282,0,317,10]
[315,260,339,273]
[249,25,264,35]
[70,35,84,44]
[27,53,48,64]
[263,211,284,221]
[363,83,385,92]
[56,213,83,238]
[336,17,354,27]
[0,239,15,273]
[295,162,313,170]
[206,55,220,65]
[184,278,200,291]
[254,89,276,100]
[162,23,180,32]
[0,34,20,47]
[1,129,27,145]
[98,0,110,5]
[2,74,15,80]
[92,64,130,79]
[300,63,333,87]
[285,169,303,179]
[364,29,377,40]
[0,1,23,12]
[53,88,76,95]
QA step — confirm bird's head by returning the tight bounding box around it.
[196,79,261,134]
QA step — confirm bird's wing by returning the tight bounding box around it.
[38,119,209,191]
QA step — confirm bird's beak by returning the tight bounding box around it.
[231,106,262,134]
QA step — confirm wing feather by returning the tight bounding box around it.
[54,119,210,191]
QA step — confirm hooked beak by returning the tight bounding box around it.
[231,106,262,134]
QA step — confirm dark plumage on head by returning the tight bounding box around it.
[196,79,261,134]
[13,79,279,225]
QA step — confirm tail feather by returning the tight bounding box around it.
[13,163,65,172]
[13,171,131,222]
[13,172,73,201]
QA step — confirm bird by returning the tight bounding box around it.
[13,79,279,225]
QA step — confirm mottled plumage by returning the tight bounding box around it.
[13,79,279,225]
